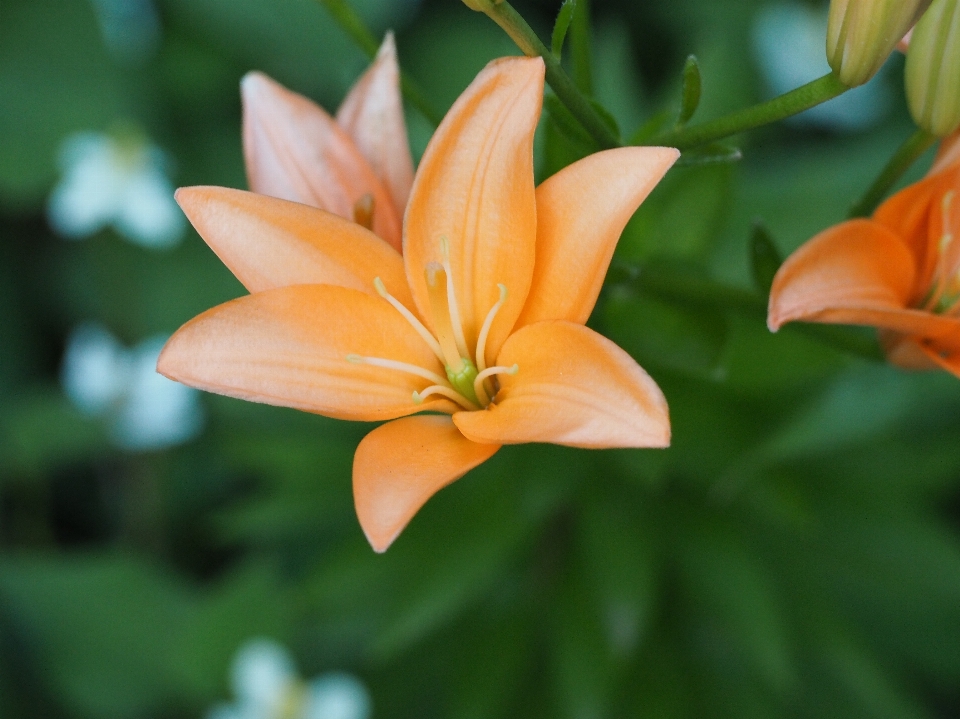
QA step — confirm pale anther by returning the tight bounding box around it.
[353,193,375,230]
[372,276,445,363]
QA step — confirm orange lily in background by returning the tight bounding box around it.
[768,137,960,377]
[159,56,678,551]
[241,33,412,251]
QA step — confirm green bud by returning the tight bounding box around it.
[906,0,960,137]
[461,0,502,11]
[827,0,933,86]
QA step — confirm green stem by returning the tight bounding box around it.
[569,0,593,96]
[653,73,849,150]
[848,128,938,218]
[481,1,620,149]
[316,0,443,126]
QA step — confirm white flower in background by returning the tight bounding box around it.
[61,323,204,450]
[48,129,185,249]
[753,3,892,132]
[87,0,161,63]
[207,639,372,719]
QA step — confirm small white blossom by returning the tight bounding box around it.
[753,3,892,131]
[208,639,372,719]
[61,323,203,451]
[48,131,185,249]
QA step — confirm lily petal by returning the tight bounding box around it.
[874,172,939,263]
[769,219,960,338]
[176,187,412,304]
[404,57,544,361]
[920,342,960,379]
[353,415,500,552]
[517,146,679,328]
[158,284,454,421]
[336,33,414,220]
[453,321,670,449]
[241,72,402,250]
[881,331,940,369]
[931,127,960,175]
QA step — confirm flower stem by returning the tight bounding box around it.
[652,73,850,150]
[569,0,593,96]
[848,128,938,218]
[316,0,443,126]
[480,1,621,149]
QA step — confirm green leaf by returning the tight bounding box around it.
[677,55,702,126]
[602,288,728,375]
[550,0,577,60]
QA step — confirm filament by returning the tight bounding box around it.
[425,263,466,372]
[373,277,444,363]
[475,284,508,374]
[346,355,447,385]
[412,385,479,411]
[439,236,470,359]
[473,364,518,406]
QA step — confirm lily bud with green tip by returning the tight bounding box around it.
[906,0,960,136]
[827,0,933,86]
[461,0,502,11]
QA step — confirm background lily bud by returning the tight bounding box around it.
[906,0,960,136]
[461,0,502,11]
[827,0,933,86]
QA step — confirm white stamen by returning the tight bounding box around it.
[439,236,470,359]
[475,284,508,374]
[346,354,447,385]
[373,277,445,363]
[472,364,518,405]
[412,384,480,411]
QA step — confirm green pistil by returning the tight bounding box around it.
[446,358,480,406]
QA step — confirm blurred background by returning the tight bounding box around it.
[2,0,960,717]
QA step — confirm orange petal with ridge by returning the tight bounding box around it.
[404,57,544,362]
[353,415,500,552]
[176,187,412,305]
[241,72,402,250]
[453,321,670,449]
[158,284,454,421]
[769,219,960,338]
[336,33,414,220]
[517,146,679,328]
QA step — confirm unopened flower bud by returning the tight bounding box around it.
[906,0,960,136]
[461,0,502,11]
[827,0,933,86]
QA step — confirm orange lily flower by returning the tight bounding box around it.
[241,33,413,251]
[158,57,678,551]
[768,135,960,377]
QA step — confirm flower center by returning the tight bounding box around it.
[347,238,518,412]
[923,191,960,315]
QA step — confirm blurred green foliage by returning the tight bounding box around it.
[1,0,959,717]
